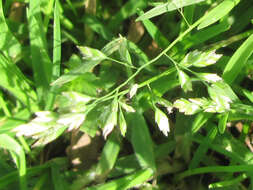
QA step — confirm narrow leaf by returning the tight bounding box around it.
[51,61,99,86]
[28,0,52,101]
[0,134,27,190]
[127,112,156,172]
[218,112,229,134]
[78,46,107,61]
[136,0,205,21]
[198,0,241,29]
[223,34,253,84]
[96,131,121,179]
[192,112,212,133]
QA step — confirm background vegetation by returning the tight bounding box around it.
[0,0,253,189]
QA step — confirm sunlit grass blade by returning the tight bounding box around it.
[86,168,153,190]
[136,0,205,21]
[127,112,156,172]
[0,53,38,111]
[182,20,230,50]
[45,0,61,110]
[52,0,61,80]
[28,0,52,104]
[209,173,247,189]
[198,0,240,30]
[0,134,26,190]
[177,164,253,181]
[218,112,229,134]
[223,34,253,84]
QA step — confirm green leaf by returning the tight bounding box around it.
[127,112,156,172]
[56,91,94,113]
[189,124,217,169]
[138,10,169,49]
[52,0,61,80]
[182,19,231,50]
[51,61,100,86]
[118,36,132,65]
[101,37,123,56]
[82,15,114,41]
[52,38,119,86]
[180,50,222,68]
[78,46,107,61]
[192,112,212,133]
[0,134,26,190]
[223,34,253,84]
[28,0,52,102]
[178,70,192,92]
[0,53,38,111]
[86,168,153,190]
[198,0,241,30]
[218,112,229,134]
[136,0,205,21]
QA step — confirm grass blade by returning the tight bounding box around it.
[218,112,229,134]
[126,112,156,172]
[198,0,240,29]
[0,53,38,111]
[138,11,169,49]
[223,34,253,84]
[96,131,121,180]
[189,124,217,169]
[82,15,114,41]
[52,0,61,80]
[177,164,253,181]
[45,0,61,110]
[0,134,27,190]
[86,168,153,190]
[209,173,247,189]
[136,0,205,21]
[28,0,52,104]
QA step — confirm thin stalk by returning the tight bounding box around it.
[86,14,207,111]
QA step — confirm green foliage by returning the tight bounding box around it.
[0,0,252,189]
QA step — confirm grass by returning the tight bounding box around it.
[0,0,253,189]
